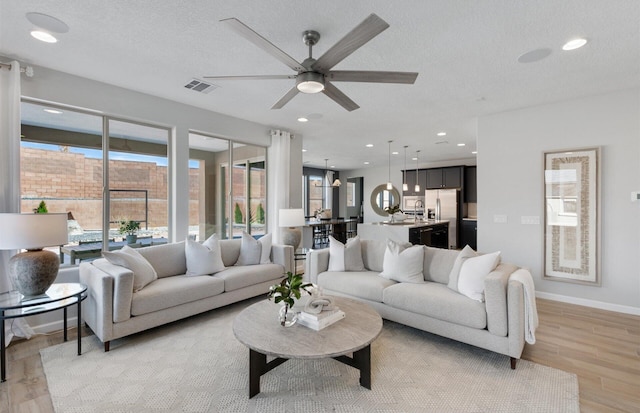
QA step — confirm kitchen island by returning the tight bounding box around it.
[358,220,450,249]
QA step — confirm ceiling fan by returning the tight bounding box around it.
[204,14,419,111]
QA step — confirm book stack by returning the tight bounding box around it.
[297,308,345,331]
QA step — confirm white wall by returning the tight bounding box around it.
[13,61,301,240]
[478,88,640,313]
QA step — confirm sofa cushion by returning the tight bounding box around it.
[138,241,187,279]
[236,232,272,265]
[423,246,459,284]
[379,240,425,283]
[328,235,365,272]
[131,275,225,316]
[361,239,386,272]
[102,245,157,292]
[185,235,225,276]
[383,282,487,329]
[215,263,283,292]
[447,245,477,292]
[220,239,241,267]
[317,271,397,303]
[458,251,501,302]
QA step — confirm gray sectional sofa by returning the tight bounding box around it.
[305,239,529,368]
[79,239,292,351]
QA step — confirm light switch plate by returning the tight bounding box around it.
[632,191,640,202]
[494,214,507,223]
[521,216,540,225]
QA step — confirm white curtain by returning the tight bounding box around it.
[1,61,33,345]
[267,130,291,244]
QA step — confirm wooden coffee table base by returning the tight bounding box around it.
[248,345,372,398]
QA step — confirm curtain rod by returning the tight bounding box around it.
[0,62,34,77]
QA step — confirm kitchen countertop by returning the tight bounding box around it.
[462,217,477,221]
[363,219,449,229]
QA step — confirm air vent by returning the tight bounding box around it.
[435,140,449,145]
[184,79,218,94]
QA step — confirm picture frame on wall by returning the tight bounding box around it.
[543,147,601,285]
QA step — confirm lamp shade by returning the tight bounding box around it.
[279,209,305,228]
[0,213,68,250]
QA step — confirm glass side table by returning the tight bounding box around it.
[294,248,310,275]
[0,282,87,382]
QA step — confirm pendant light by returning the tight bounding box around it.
[386,140,393,190]
[402,145,409,191]
[315,159,342,188]
[414,150,421,193]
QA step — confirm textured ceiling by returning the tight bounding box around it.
[1,0,639,170]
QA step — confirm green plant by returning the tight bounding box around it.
[234,202,243,224]
[118,220,140,236]
[268,272,313,326]
[35,200,48,214]
[256,203,265,224]
[384,204,401,215]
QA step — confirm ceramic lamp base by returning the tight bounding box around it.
[9,249,60,296]
[280,227,301,248]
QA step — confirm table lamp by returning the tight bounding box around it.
[0,213,68,296]
[278,209,305,248]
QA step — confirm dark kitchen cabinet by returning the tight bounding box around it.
[403,169,426,195]
[461,220,477,250]
[426,167,462,189]
[464,166,477,203]
[409,223,449,248]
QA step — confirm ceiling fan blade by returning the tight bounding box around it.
[322,82,360,112]
[271,86,300,109]
[221,18,304,72]
[312,14,389,72]
[203,74,296,81]
[328,70,418,84]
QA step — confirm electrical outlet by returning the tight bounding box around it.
[521,216,540,225]
[494,214,507,223]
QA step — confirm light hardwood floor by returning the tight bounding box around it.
[2,298,639,412]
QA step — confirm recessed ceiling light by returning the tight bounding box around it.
[437,132,446,136]
[518,48,552,63]
[392,151,399,155]
[365,144,373,148]
[330,165,335,168]
[26,12,69,33]
[302,149,307,152]
[31,30,57,43]
[472,151,478,155]
[297,117,308,122]
[43,109,62,114]
[364,161,370,165]
[411,157,417,161]
[562,38,587,51]
[457,143,466,147]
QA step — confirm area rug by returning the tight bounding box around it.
[41,298,579,412]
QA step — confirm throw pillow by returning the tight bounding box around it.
[379,239,425,283]
[328,235,365,272]
[447,245,477,292]
[457,251,501,302]
[185,234,225,276]
[102,245,158,292]
[236,231,272,266]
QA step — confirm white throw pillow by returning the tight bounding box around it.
[103,245,158,292]
[379,239,425,283]
[328,236,365,272]
[236,231,272,266]
[447,245,477,292]
[185,234,225,276]
[457,251,501,302]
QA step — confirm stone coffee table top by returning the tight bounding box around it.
[233,296,383,359]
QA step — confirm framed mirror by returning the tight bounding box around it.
[370,184,401,216]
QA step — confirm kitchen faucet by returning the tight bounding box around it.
[414,199,424,222]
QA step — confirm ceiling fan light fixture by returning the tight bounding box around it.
[296,72,325,94]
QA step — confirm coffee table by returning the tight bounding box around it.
[233,296,383,398]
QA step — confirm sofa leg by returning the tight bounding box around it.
[104,341,110,352]
[510,357,517,369]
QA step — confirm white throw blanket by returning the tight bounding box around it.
[510,268,538,344]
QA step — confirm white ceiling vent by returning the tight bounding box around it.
[184,79,218,94]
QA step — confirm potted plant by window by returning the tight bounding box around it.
[267,271,313,327]
[119,220,140,244]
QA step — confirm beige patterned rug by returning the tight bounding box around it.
[41,298,579,412]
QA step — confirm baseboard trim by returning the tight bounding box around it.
[31,317,79,335]
[536,291,640,316]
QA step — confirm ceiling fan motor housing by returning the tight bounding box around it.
[296,71,325,93]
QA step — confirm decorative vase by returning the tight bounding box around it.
[126,234,137,244]
[278,304,298,327]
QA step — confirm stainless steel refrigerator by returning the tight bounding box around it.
[425,189,458,249]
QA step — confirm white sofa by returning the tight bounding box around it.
[79,239,292,351]
[305,239,529,368]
